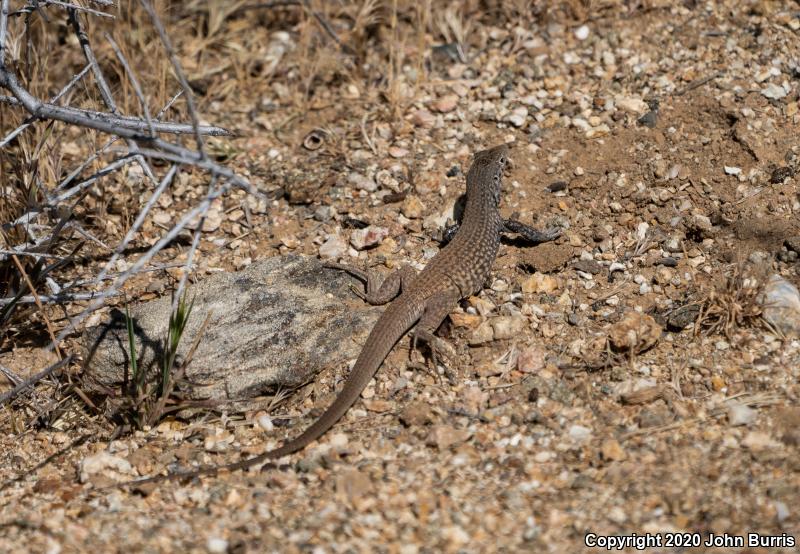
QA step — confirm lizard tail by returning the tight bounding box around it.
[118,298,421,488]
[233,299,421,465]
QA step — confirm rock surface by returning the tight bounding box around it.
[82,255,381,403]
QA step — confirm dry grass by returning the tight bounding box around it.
[695,264,768,339]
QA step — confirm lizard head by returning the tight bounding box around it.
[466,143,510,206]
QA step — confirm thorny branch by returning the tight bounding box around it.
[0,0,264,398]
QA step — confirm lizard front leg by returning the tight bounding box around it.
[325,262,417,305]
[502,219,561,244]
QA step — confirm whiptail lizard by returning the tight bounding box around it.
[121,143,560,487]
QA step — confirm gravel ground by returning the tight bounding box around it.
[2,1,800,552]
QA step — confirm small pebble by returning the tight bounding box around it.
[574,25,590,40]
[207,538,228,554]
[727,403,757,426]
[350,225,389,250]
[569,425,592,442]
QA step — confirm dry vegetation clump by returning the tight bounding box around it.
[694,264,769,339]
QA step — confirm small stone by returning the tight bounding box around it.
[574,25,590,40]
[568,424,592,442]
[759,275,800,337]
[469,321,495,345]
[547,181,568,192]
[411,109,436,128]
[342,84,360,99]
[318,234,347,259]
[522,273,559,293]
[692,214,713,233]
[506,106,528,127]
[601,439,627,461]
[637,110,658,128]
[742,431,779,451]
[401,195,425,218]
[350,225,389,250]
[80,451,134,483]
[207,537,229,554]
[608,507,627,524]
[257,414,274,431]
[761,83,788,100]
[517,345,546,373]
[533,451,553,463]
[775,501,790,523]
[585,124,610,138]
[426,425,471,450]
[442,526,470,548]
[616,96,649,115]
[449,312,482,329]
[653,266,674,285]
[399,401,433,427]
[724,166,742,176]
[313,205,334,222]
[667,164,681,180]
[770,166,794,183]
[727,403,757,426]
[572,259,602,275]
[490,278,509,292]
[389,146,409,158]
[336,468,373,509]
[348,171,377,192]
[710,375,726,391]
[430,95,458,113]
[608,312,661,353]
[491,315,527,340]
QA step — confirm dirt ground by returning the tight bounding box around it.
[2,1,800,552]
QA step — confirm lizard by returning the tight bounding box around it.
[119,143,560,487]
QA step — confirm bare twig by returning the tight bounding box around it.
[0,356,72,407]
[139,0,206,158]
[55,90,184,192]
[106,33,155,136]
[68,8,115,110]
[302,0,354,55]
[0,64,92,148]
[10,255,64,357]
[0,291,119,306]
[94,164,178,286]
[674,71,723,96]
[43,1,114,18]
[0,0,9,62]
[0,75,229,136]
[173,174,217,310]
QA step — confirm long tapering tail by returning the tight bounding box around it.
[118,297,422,487]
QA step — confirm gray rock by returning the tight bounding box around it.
[760,275,800,337]
[82,255,381,405]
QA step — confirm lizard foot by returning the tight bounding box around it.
[503,219,563,244]
[411,329,458,384]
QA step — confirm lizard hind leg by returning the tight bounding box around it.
[410,289,460,379]
[502,219,562,244]
[325,262,417,305]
